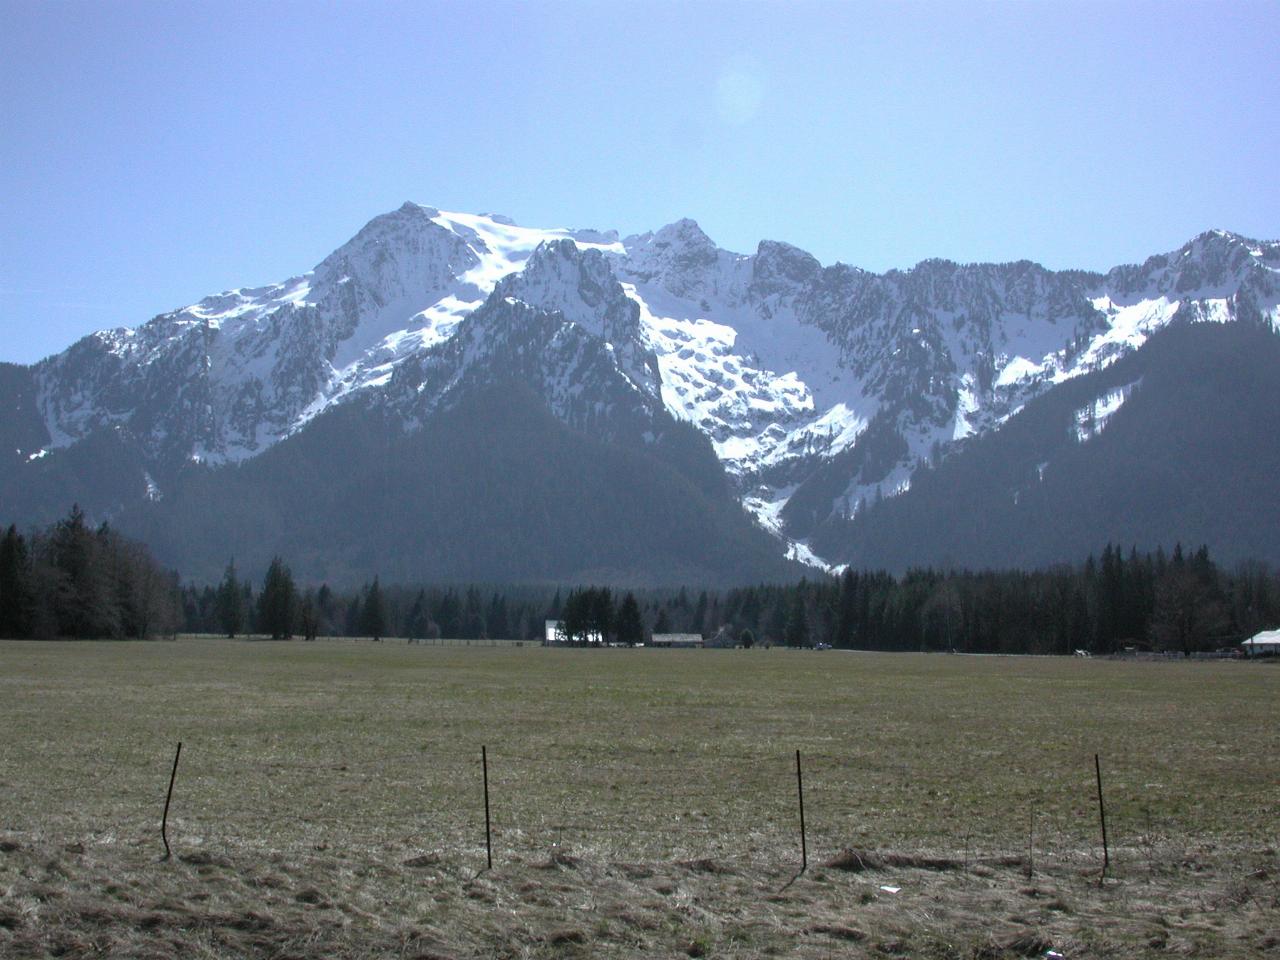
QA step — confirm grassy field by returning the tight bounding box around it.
[1,639,1276,958]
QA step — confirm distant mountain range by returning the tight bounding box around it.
[2,203,1277,584]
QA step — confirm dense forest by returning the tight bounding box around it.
[0,506,182,639]
[3,507,1278,654]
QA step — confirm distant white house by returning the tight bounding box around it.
[1241,629,1280,656]
[649,633,703,648]
[544,619,603,646]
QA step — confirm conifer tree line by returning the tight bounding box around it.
[184,543,1279,655]
[3,507,1277,653]
[0,507,182,639]
[191,560,533,643]
[771,544,1278,656]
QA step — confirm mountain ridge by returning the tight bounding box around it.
[4,204,1278,581]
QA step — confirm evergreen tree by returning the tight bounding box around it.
[833,570,858,648]
[299,588,319,641]
[257,556,296,639]
[360,577,387,640]
[487,593,510,640]
[559,589,589,644]
[1151,546,1229,655]
[405,589,428,641]
[740,588,762,632]
[615,592,645,646]
[784,586,810,648]
[216,560,245,638]
[434,590,461,638]
[589,587,614,642]
[921,581,962,651]
[653,607,672,635]
[0,525,32,638]
[462,586,486,639]
[49,505,118,638]
[3,512,179,640]
[241,581,256,632]
[764,593,788,645]
[691,590,708,635]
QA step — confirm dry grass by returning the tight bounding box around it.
[1,639,1277,958]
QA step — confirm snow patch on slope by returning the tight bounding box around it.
[1074,381,1140,443]
[616,246,871,481]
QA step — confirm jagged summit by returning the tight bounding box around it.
[1195,227,1274,245]
[396,199,440,215]
[654,217,717,245]
[414,200,442,214]
[625,217,717,246]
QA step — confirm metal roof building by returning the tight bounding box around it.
[1241,629,1280,655]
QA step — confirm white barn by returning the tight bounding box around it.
[1241,628,1280,656]
[649,633,703,648]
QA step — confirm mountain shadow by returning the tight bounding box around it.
[121,382,805,587]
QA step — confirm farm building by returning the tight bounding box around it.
[543,620,603,645]
[649,633,703,648]
[704,626,738,648]
[1241,629,1280,656]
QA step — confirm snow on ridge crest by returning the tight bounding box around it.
[27,207,1280,563]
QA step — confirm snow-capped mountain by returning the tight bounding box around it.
[30,204,628,466]
[8,204,1280,577]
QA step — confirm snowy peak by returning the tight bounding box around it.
[751,240,823,300]
[483,239,660,400]
[30,204,638,467]
[312,201,471,296]
[1105,229,1280,303]
[647,217,720,253]
[310,204,481,367]
[497,240,636,339]
[619,218,745,302]
[385,286,667,451]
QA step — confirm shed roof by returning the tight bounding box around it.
[1242,629,1280,646]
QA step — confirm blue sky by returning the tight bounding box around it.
[2,0,1277,364]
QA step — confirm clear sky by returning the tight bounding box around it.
[2,0,1277,364]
